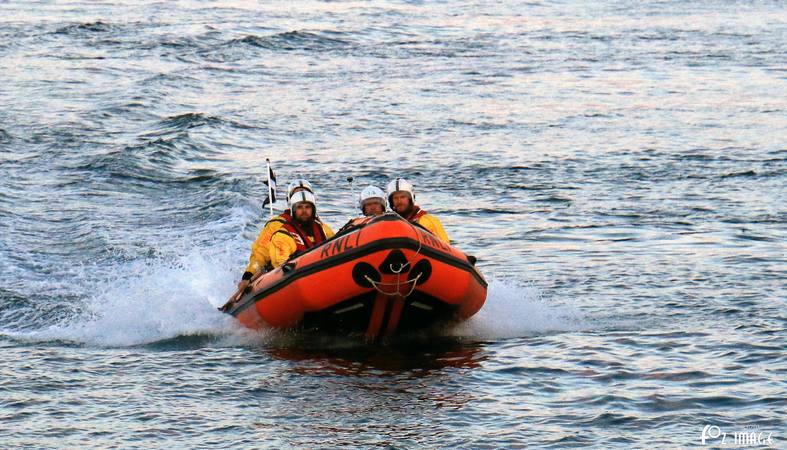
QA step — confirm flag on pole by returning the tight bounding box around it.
[262,160,277,210]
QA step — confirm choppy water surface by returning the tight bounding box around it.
[1,0,785,448]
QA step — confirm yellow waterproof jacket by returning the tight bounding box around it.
[269,221,335,268]
[416,213,450,244]
[244,214,288,275]
[405,207,450,244]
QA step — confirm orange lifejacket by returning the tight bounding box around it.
[279,217,328,253]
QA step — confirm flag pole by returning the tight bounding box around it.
[266,158,274,217]
[347,176,357,211]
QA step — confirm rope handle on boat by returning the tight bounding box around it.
[364,273,422,297]
[404,220,424,259]
[360,221,426,297]
[388,262,409,273]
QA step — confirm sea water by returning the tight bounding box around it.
[1,1,784,447]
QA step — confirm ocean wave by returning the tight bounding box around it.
[147,112,224,133]
[720,169,758,179]
[0,287,86,332]
[54,21,114,35]
[228,30,353,51]
[147,112,254,135]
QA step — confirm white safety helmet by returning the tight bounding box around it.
[358,185,387,212]
[386,177,415,205]
[289,190,317,216]
[287,179,313,201]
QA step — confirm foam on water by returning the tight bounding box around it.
[3,245,582,347]
[0,207,260,347]
[0,193,591,348]
[6,247,238,347]
[450,277,589,340]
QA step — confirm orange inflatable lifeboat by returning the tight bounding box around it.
[225,213,487,340]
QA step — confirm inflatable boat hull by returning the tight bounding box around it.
[226,214,486,340]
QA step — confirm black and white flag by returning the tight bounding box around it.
[262,162,277,208]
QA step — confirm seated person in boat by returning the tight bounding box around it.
[387,177,450,244]
[336,185,387,233]
[233,179,315,297]
[268,189,335,268]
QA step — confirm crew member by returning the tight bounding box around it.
[357,185,386,217]
[232,179,315,299]
[269,190,334,268]
[386,177,449,243]
[336,185,387,234]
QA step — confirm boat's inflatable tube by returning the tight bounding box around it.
[226,213,487,340]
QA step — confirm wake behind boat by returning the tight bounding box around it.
[224,213,487,340]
